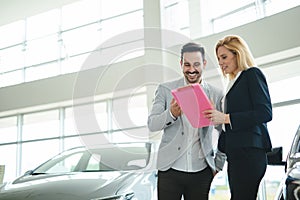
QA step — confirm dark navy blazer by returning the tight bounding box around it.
[218,67,273,153]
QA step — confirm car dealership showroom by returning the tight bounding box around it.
[0,0,300,199]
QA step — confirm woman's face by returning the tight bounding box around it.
[217,46,239,76]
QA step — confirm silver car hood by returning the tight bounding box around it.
[0,171,151,200]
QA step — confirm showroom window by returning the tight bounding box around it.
[160,0,190,36]
[0,145,17,182]
[207,0,257,33]
[209,0,300,34]
[268,76,300,157]
[25,35,59,68]
[0,20,24,48]
[112,94,147,130]
[0,45,24,76]
[0,0,144,88]
[64,137,84,151]
[0,117,18,181]
[0,116,18,144]
[21,139,60,174]
[26,9,60,40]
[68,101,108,136]
[1,0,300,88]
[0,20,25,87]
[264,0,300,16]
[22,110,60,141]
[61,0,101,30]
[0,91,148,182]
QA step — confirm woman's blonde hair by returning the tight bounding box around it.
[215,35,256,79]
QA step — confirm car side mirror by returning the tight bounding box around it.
[267,147,286,165]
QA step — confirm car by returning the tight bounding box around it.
[0,142,158,200]
[270,125,300,200]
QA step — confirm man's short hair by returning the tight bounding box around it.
[180,42,205,62]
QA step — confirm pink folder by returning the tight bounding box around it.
[171,84,213,128]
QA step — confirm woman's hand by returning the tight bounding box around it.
[203,109,229,125]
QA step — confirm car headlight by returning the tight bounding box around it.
[90,192,135,200]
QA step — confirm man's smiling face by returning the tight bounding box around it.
[181,51,206,84]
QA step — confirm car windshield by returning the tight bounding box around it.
[32,143,152,174]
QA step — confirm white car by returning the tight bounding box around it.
[272,125,300,200]
[0,142,157,200]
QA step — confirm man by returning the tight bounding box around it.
[148,42,226,200]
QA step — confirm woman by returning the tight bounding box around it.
[204,35,272,200]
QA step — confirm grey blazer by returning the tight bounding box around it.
[148,78,226,172]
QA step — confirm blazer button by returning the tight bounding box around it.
[181,132,184,135]
[178,147,181,151]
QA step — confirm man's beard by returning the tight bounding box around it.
[185,72,201,84]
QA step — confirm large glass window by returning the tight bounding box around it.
[95,102,108,132]
[61,53,89,74]
[21,140,60,174]
[64,107,77,136]
[0,117,17,144]
[61,23,101,56]
[69,102,108,135]
[128,94,148,127]
[269,76,300,104]
[0,45,24,73]
[25,35,59,67]
[208,0,256,33]
[101,10,144,42]
[111,126,149,143]
[64,136,84,150]
[268,104,300,158]
[212,5,257,33]
[267,76,300,157]
[0,95,149,180]
[0,20,24,48]
[0,0,144,88]
[0,145,17,182]
[100,0,143,19]
[25,62,60,82]
[112,94,147,130]
[26,9,60,40]
[0,0,299,88]
[208,0,254,18]
[0,69,23,87]
[22,110,60,141]
[61,0,101,31]
[264,0,300,16]
[161,0,190,36]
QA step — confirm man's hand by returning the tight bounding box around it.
[170,98,182,118]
